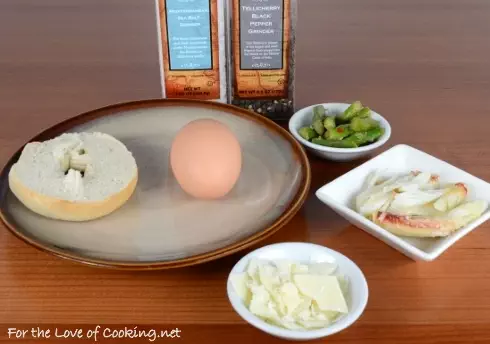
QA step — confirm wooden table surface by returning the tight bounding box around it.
[1,0,490,343]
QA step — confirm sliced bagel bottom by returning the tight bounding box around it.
[8,170,138,221]
[8,132,138,222]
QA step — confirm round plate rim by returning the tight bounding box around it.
[0,98,311,270]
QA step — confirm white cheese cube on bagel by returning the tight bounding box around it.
[8,132,138,221]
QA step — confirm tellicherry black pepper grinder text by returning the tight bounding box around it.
[228,0,297,122]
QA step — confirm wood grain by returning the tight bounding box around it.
[1,0,490,342]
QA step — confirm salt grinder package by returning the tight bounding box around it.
[155,0,227,102]
[229,0,297,121]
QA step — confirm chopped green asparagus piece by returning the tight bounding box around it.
[323,116,336,130]
[356,107,371,119]
[312,137,358,148]
[298,127,317,140]
[348,127,384,145]
[325,124,352,140]
[312,119,325,135]
[350,116,380,132]
[312,105,326,122]
[365,127,384,142]
[337,101,362,122]
[348,132,368,145]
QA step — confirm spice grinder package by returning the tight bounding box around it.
[228,0,297,121]
[155,0,228,102]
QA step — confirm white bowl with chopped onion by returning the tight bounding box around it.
[226,242,368,341]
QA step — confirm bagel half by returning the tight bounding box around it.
[8,132,138,221]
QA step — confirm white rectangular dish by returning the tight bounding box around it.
[315,144,490,261]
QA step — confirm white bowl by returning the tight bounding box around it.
[289,103,391,161]
[226,242,369,341]
[315,144,490,261]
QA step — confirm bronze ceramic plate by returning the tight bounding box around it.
[0,99,311,270]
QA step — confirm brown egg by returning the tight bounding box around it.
[170,118,242,199]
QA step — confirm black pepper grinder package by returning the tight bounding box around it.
[228,0,297,121]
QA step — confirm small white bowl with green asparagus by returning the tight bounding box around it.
[289,102,391,161]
